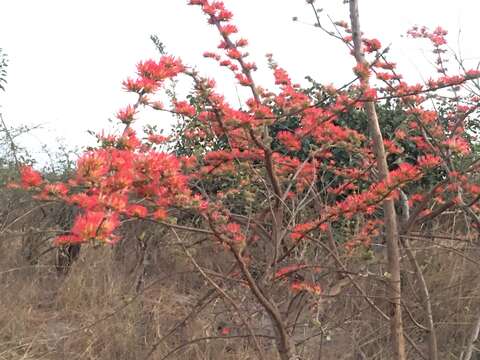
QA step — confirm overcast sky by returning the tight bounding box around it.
[1,0,479,160]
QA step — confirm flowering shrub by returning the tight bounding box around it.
[13,1,480,359]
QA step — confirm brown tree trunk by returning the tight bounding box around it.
[348,1,407,359]
[233,251,300,360]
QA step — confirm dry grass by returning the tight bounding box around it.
[0,197,274,359]
[2,193,480,359]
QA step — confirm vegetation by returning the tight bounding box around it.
[3,1,480,359]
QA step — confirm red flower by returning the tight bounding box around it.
[61,211,120,244]
[174,101,196,117]
[235,38,248,47]
[153,208,168,221]
[226,48,242,60]
[235,73,252,86]
[362,87,377,101]
[408,193,424,207]
[116,105,137,124]
[219,24,237,36]
[137,56,184,82]
[127,205,148,218]
[273,67,291,86]
[69,193,99,210]
[290,222,316,241]
[363,38,382,53]
[119,128,141,150]
[203,51,220,60]
[226,222,245,243]
[389,163,421,185]
[275,264,308,279]
[77,151,109,182]
[220,327,231,336]
[36,183,69,200]
[418,154,442,169]
[290,281,322,295]
[100,193,128,212]
[443,137,470,155]
[218,9,233,21]
[19,166,42,188]
[376,72,396,81]
[395,129,407,140]
[122,77,158,93]
[353,63,371,79]
[383,139,402,154]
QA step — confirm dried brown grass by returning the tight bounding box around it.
[2,195,480,359]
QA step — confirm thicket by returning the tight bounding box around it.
[3,1,480,359]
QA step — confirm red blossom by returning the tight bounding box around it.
[174,101,196,117]
[100,193,128,212]
[69,193,99,210]
[127,205,148,218]
[374,61,396,70]
[395,129,407,140]
[19,166,42,188]
[290,281,322,295]
[235,73,252,86]
[363,38,382,53]
[362,87,377,100]
[36,183,69,200]
[417,154,442,169]
[57,211,120,245]
[116,105,137,124]
[153,208,168,221]
[235,38,248,47]
[137,56,184,81]
[203,51,220,60]
[353,63,371,79]
[277,131,302,151]
[383,139,403,154]
[218,9,233,21]
[226,48,242,60]
[20,3,480,331]
[443,137,470,155]
[76,151,109,182]
[225,222,245,243]
[220,326,231,335]
[275,264,309,279]
[219,24,237,36]
[376,72,396,81]
[273,67,291,86]
[122,77,158,93]
[290,222,317,241]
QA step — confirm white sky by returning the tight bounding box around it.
[0,0,479,161]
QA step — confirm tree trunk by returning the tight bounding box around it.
[348,1,407,359]
[275,333,300,360]
[234,251,300,359]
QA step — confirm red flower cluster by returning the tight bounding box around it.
[55,211,119,245]
[11,2,480,319]
[19,166,42,188]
